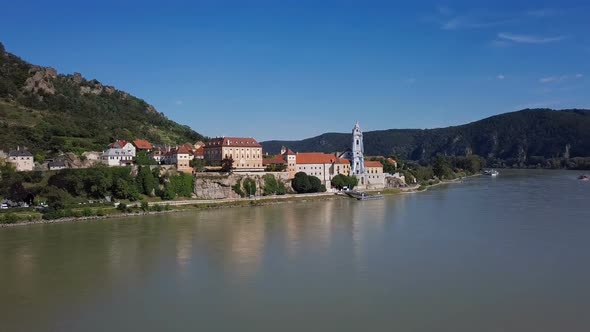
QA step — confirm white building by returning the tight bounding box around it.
[8,149,34,172]
[101,140,136,166]
[294,152,350,189]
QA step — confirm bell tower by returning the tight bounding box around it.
[351,122,365,175]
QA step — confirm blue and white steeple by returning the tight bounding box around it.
[351,122,365,175]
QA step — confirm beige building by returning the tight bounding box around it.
[8,149,34,172]
[294,152,350,189]
[280,146,297,179]
[204,137,264,172]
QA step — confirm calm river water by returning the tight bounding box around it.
[1,170,589,331]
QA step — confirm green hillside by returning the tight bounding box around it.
[262,109,590,167]
[0,42,203,155]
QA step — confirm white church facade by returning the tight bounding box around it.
[345,122,387,190]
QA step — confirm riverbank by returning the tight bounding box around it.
[0,192,345,228]
[1,175,480,228]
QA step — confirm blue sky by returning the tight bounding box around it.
[1,0,589,140]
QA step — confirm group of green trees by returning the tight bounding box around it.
[291,172,326,194]
[0,163,194,213]
[395,154,486,184]
[330,174,358,190]
[262,174,287,195]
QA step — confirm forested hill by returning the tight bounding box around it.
[0,42,204,155]
[262,109,590,164]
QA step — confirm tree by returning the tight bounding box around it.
[308,176,322,193]
[169,173,193,197]
[263,174,279,195]
[292,172,311,193]
[331,174,358,190]
[243,178,256,196]
[44,186,72,210]
[135,151,156,165]
[190,158,206,172]
[136,166,157,196]
[8,181,33,203]
[221,157,234,172]
[432,155,453,179]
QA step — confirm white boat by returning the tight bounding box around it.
[483,169,499,177]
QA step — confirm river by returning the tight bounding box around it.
[1,169,589,331]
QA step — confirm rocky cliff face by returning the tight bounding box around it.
[24,66,57,95]
[194,173,292,199]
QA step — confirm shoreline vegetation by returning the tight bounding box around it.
[0,175,477,228]
[1,154,488,227]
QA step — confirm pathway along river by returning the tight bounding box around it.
[1,170,589,331]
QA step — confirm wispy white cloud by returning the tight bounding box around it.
[526,8,564,18]
[442,17,512,30]
[539,74,582,83]
[175,100,183,105]
[496,74,505,80]
[498,32,566,44]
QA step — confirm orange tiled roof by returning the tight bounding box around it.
[206,137,261,148]
[133,139,153,150]
[365,160,383,167]
[176,146,191,154]
[283,148,296,155]
[263,155,286,165]
[296,153,350,165]
[194,146,204,156]
[109,140,129,148]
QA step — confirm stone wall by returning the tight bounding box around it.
[193,172,291,199]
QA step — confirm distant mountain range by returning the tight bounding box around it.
[0,42,204,155]
[262,109,590,163]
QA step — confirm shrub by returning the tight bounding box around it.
[3,213,19,224]
[82,207,93,217]
[140,201,149,212]
[232,179,245,197]
[117,203,127,212]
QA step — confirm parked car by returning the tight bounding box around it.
[0,203,8,209]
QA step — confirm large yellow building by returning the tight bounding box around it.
[204,137,264,172]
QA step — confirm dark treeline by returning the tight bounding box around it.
[262,109,590,169]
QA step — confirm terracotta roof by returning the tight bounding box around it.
[263,155,286,165]
[386,158,397,165]
[176,146,191,154]
[206,137,261,148]
[283,148,296,155]
[133,139,153,150]
[194,146,204,156]
[365,160,383,167]
[296,153,350,165]
[109,140,129,149]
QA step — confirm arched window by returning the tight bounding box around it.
[356,139,359,145]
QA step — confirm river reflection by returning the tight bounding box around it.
[1,170,590,332]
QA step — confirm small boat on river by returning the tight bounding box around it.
[579,175,589,181]
[483,169,499,177]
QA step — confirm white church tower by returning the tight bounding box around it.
[351,122,365,175]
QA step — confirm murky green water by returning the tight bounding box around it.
[1,170,589,331]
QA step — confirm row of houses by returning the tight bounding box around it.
[2,123,396,190]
